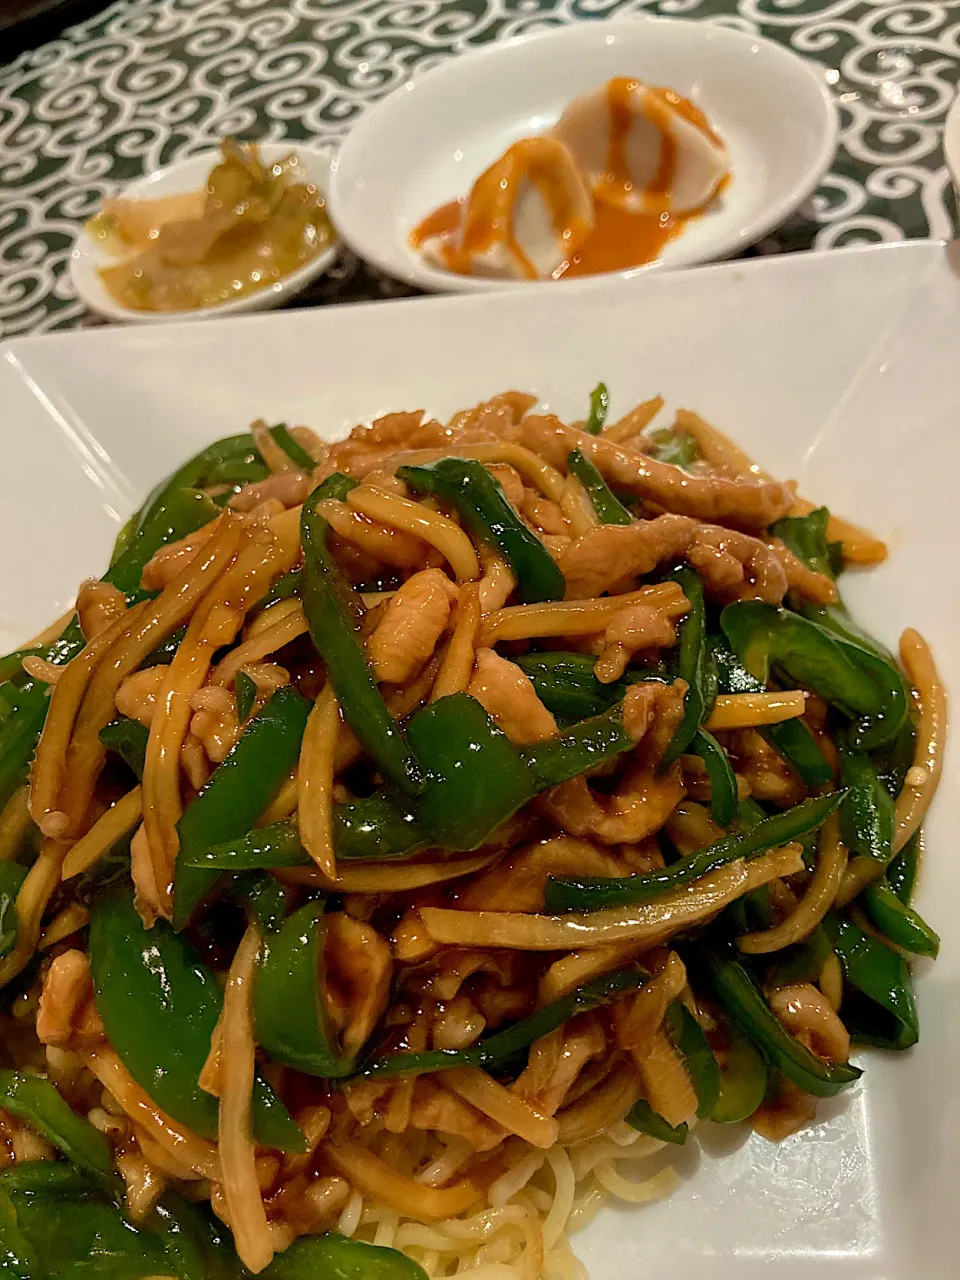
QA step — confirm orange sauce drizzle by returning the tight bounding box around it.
[560,79,685,279]
[410,79,728,281]
[557,201,676,279]
[648,84,724,146]
[410,137,592,280]
[409,199,463,246]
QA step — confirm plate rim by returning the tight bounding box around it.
[0,234,957,1279]
[327,14,839,294]
[23,237,936,359]
[68,141,339,325]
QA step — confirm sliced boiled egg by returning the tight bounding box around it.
[416,136,594,281]
[552,78,730,216]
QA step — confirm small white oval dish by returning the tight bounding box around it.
[328,17,837,293]
[70,143,338,324]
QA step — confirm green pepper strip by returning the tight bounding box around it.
[109,506,140,568]
[99,717,149,781]
[0,1070,114,1177]
[363,966,646,1078]
[647,428,698,468]
[871,714,918,801]
[150,1193,235,1280]
[406,693,536,850]
[256,566,303,612]
[234,670,257,721]
[823,914,919,1049]
[519,699,636,792]
[185,797,427,871]
[690,727,738,827]
[712,795,774,939]
[140,623,188,670]
[251,475,359,612]
[545,790,843,914]
[254,901,353,1078]
[726,883,775,937]
[186,697,638,873]
[664,568,710,764]
[0,864,27,959]
[0,488,219,814]
[721,599,908,750]
[625,1098,688,1144]
[399,458,565,604]
[721,601,884,717]
[170,1198,431,1280]
[584,381,609,435]
[763,717,836,790]
[773,505,844,584]
[763,925,832,990]
[229,873,289,935]
[408,695,637,854]
[0,1163,92,1198]
[0,676,59,818]
[709,1018,769,1123]
[769,507,835,580]
[774,507,899,662]
[0,648,45,685]
[314,472,359,503]
[566,449,632,525]
[269,424,316,472]
[184,816,337,871]
[514,652,660,726]
[8,1187,174,1280]
[723,509,907,749]
[1,1175,183,1280]
[107,489,221,600]
[135,435,268,535]
[665,1002,720,1119]
[90,893,305,1152]
[710,637,833,788]
[839,745,894,864]
[264,1234,428,1280]
[301,484,423,795]
[862,878,939,959]
[807,606,908,751]
[172,685,311,929]
[886,831,920,905]
[626,1002,730,1137]
[698,949,861,1097]
[0,1185,39,1279]
[0,1163,428,1280]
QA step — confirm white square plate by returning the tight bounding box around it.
[2,241,958,1278]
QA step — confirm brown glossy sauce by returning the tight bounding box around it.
[410,79,727,281]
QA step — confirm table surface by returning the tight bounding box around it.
[1,0,958,339]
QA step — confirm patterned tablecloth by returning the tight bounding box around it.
[1,0,958,338]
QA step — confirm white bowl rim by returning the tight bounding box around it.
[328,15,838,294]
[69,142,339,325]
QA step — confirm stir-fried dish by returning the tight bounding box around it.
[0,391,944,1280]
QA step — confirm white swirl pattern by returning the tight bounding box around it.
[0,0,958,337]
